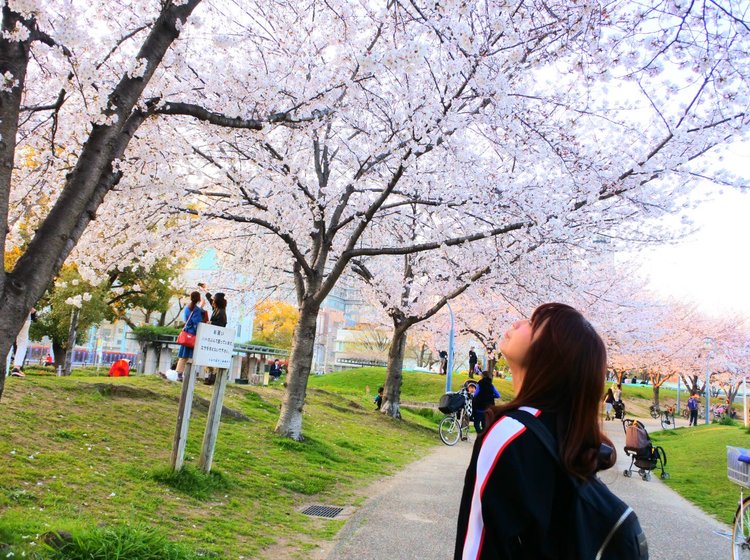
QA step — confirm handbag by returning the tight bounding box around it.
[178,308,198,348]
[177,330,195,348]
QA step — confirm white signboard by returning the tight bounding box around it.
[192,323,236,368]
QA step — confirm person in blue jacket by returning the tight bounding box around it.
[472,369,501,433]
[176,291,205,382]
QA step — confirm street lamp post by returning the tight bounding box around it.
[704,337,713,426]
[446,301,455,394]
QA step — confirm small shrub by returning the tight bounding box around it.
[150,466,230,501]
[718,416,738,426]
[51,429,76,440]
[335,439,363,451]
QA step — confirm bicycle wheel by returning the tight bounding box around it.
[650,406,659,419]
[681,408,689,420]
[660,412,675,430]
[733,496,750,559]
[439,415,461,446]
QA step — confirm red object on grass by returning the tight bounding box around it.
[108,359,130,377]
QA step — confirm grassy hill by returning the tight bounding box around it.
[651,422,750,524]
[0,372,440,559]
[308,366,515,405]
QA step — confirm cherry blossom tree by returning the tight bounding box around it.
[352,244,494,417]
[4,1,749,444]
[708,323,750,406]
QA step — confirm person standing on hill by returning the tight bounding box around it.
[603,388,616,421]
[472,370,500,434]
[612,383,622,403]
[468,347,478,379]
[203,292,228,386]
[7,307,36,377]
[687,393,699,426]
[176,291,205,382]
[439,350,448,375]
[206,292,228,327]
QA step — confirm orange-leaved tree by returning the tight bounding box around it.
[252,300,299,350]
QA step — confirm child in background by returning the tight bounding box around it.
[374,386,384,410]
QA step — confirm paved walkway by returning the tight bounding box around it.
[323,418,732,560]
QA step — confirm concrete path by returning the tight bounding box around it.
[324,418,733,560]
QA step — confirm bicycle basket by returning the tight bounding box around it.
[727,446,750,487]
[438,392,466,414]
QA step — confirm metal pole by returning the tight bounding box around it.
[446,301,455,393]
[744,376,748,429]
[705,352,711,426]
[676,374,681,415]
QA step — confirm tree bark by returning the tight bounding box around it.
[381,326,408,419]
[652,385,660,407]
[274,301,320,440]
[52,340,65,370]
[0,7,34,397]
[487,355,497,376]
[680,373,701,395]
[63,308,79,376]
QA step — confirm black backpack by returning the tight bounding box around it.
[505,410,649,560]
[438,392,466,414]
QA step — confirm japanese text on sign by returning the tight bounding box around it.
[192,324,236,368]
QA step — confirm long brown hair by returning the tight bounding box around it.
[486,302,614,478]
[188,291,201,309]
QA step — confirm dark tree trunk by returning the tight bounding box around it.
[63,308,79,376]
[680,373,701,395]
[381,326,408,419]
[0,0,202,398]
[0,7,34,397]
[652,385,660,407]
[487,355,497,376]
[52,340,65,370]
[154,343,162,372]
[275,301,320,440]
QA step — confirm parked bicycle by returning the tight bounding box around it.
[649,403,677,429]
[726,446,750,559]
[438,385,475,446]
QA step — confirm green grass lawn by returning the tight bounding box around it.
[0,371,440,559]
[651,422,750,525]
[308,366,514,405]
[3,365,736,558]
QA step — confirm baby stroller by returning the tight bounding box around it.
[613,400,625,420]
[622,419,668,481]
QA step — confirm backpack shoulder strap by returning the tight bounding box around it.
[504,409,561,466]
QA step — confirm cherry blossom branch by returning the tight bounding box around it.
[179,207,314,278]
[344,220,528,258]
[153,101,334,127]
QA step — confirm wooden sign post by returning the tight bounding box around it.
[192,323,236,473]
[170,361,197,471]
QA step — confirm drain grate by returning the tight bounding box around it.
[301,505,344,519]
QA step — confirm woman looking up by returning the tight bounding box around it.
[455,303,618,559]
